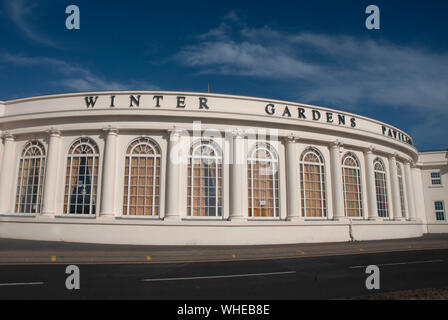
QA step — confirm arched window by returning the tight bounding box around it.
[300,148,327,217]
[342,153,363,217]
[15,141,46,214]
[248,143,279,217]
[187,140,222,217]
[397,163,406,218]
[123,137,161,216]
[374,158,389,218]
[64,138,99,215]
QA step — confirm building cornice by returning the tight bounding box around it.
[1,90,415,144]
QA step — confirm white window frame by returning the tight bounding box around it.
[374,158,390,218]
[64,138,99,216]
[300,147,327,219]
[15,141,46,214]
[435,201,446,221]
[123,137,161,217]
[248,142,280,219]
[187,139,223,219]
[430,171,442,186]
[342,152,363,218]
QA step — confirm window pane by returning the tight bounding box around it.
[374,159,389,218]
[64,138,99,215]
[342,154,363,218]
[300,149,326,217]
[15,141,46,214]
[188,140,222,217]
[123,138,161,216]
[248,144,279,218]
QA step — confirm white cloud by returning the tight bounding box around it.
[175,16,448,115]
[1,53,160,92]
[4,0,58,47]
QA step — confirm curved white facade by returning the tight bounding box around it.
[0,91,446,245]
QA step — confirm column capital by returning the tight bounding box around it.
[388,152,398,160]
[168,127,185,140]
[283,133,299,144]
[1,132,15,141]
[103,127,119,135]
[330,139,343,149]
[48,128,61,137]
[364,145,375,154]
[232,129,245,139]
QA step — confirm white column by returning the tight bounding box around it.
[285,135,300,221]
[99,127,118,218]
[388,154,403,220]
[364,147,379,220]
[165,129,183,220]
[229,129,246,221]
[412,166,425,223]
[404,161,417,221]
[0,133,16,214]
[41,129,61,217]
[0,131,3,170]
[330,140,345,220]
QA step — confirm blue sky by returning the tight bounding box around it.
[0,0,447,150]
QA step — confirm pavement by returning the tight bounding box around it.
[0,234,447,265]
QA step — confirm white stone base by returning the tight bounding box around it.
[426,223,448,234]
[350,221,425,241]
[0,217,429,246]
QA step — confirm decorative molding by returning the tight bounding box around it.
[364,145,375,154]
[1,132,14,141]
[102,126,119,135]
[232,129,245,139]
[284,133,299,144]
[48,128,61,137]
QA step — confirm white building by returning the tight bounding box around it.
[0,91,446,245]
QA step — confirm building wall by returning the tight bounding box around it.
[0,91,445,245]
[419,151,448,233]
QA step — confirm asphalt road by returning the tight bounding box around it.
[1,248,447,300]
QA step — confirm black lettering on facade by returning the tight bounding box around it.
[382,125,413,145]
[129,95,141,107]
[265,104,275,115]
[177,96,186,108]
[153,96,163,107]
[282,106,292,117]
[326,112,333,123]
[351,117,357,128]
[338,115,346,125]
[298,108,306,119]
[85,96,98,108]
[312,110,321,121]
[199,97,209,109]
[110,95,115,108]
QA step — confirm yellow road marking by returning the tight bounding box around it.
[1,246,446,266]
